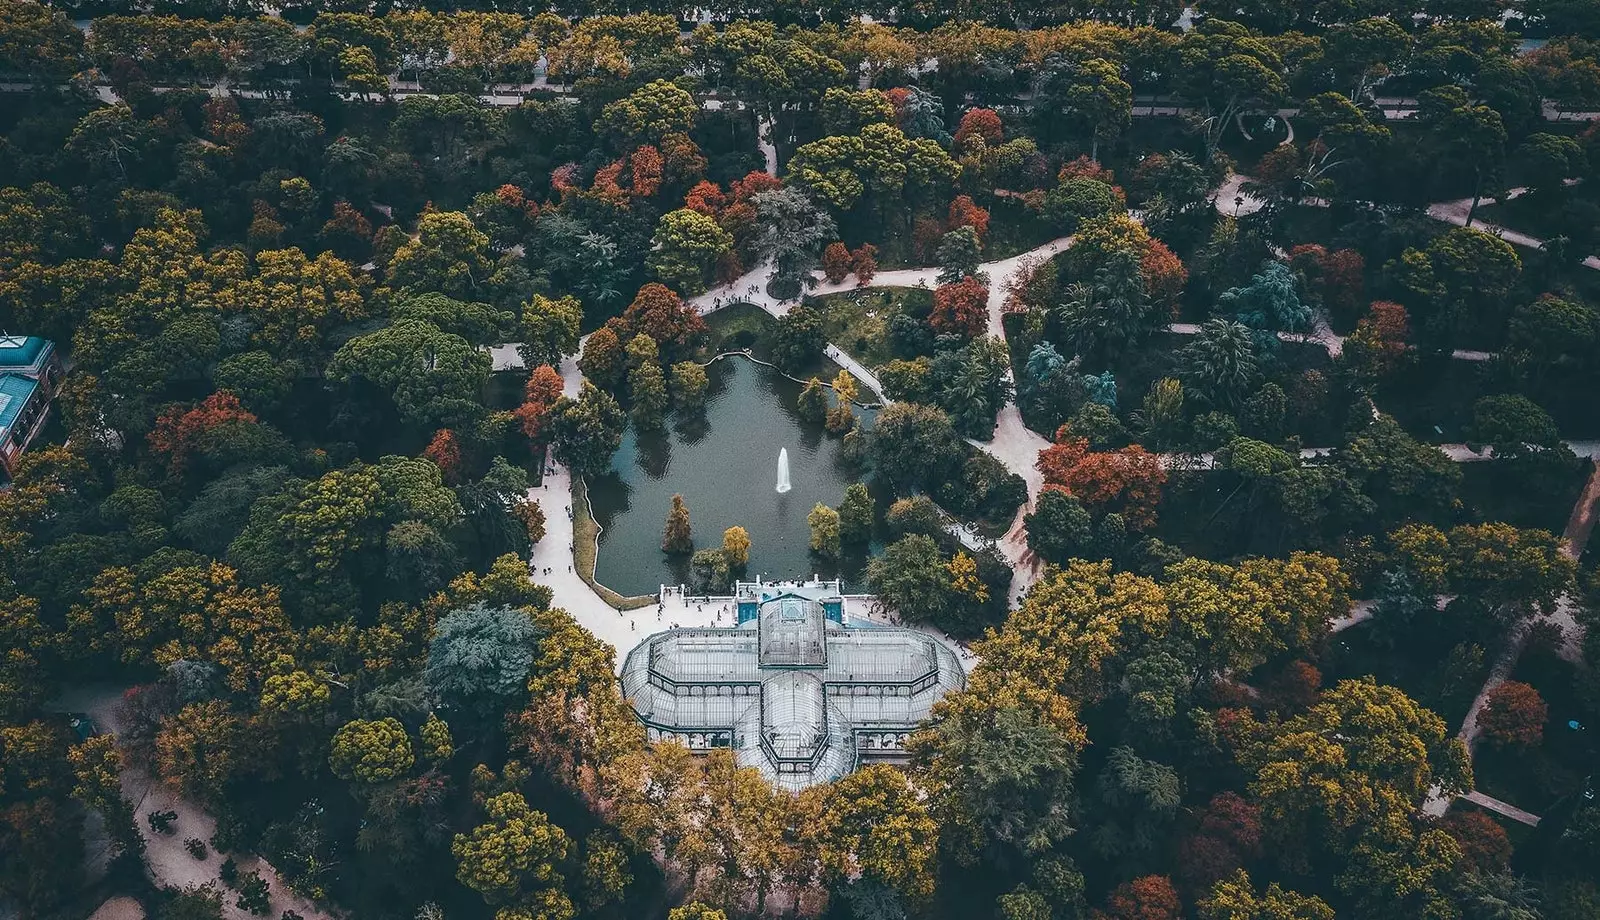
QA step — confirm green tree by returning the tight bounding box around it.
[628,361,669,430]
[1177,319,1261,410]
[1398,227,1521,349]
[547,383,626,478]
[808,503,842,558]
[387,211,495,301]
[866,535,949,626]
[519,294,583,368]
[670,361,709,409]
[868,403,964,493]
[598,79,698,147]
[327,319,491,429]
[329,718,415,784]
[936,226,983,284]
[452,791,571,905]
[839,483,875,545]
[771,305,827,374]
[647,209,733,296]
[1024,489,1094,565]
[796,376,829,423]
[425,604,540,719]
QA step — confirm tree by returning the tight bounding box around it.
[329,718,415,784]
[910,687,1082,866]
[812,765,937,908]
[797,377,829,423]
[648,209,733,296]
[936,226,983,284]
[628,358,669,430]
[425,604,541,719]
[867,535,948,626]
[328,319,491,429]
[670,361,709,409]
[808,504,841,559]
[663,494,693,555]
[598,79,697,147]
[515,364,566,445]
[851,244,879,285]
[771,305,827,374]
[1345,301,1410,382]
[1056,247,1157,360]
[821,242,852,283]
[721,526,750,569]
[519,294,583,368]
[1220,261,1309,332]
[1439,811,1512,875]
[1420,87,1507,226]
[1399,227,1521,348]
[1177,319,1261,410]
[954,108,1004,150]
[749,187,838,289]
[869,403,964,493]
[579,327,626,392]
[387,211,495,301]
[452,791,571,905]
[839,483,874,545]
[1024,489,1094,566]
[1198,870,1335,920]
[1036,431,1167,530]
[821,87,896,135]
[148,393,261,475]
[155,886,226,920]
[422,429,463,484]
[930,277,989,338]
[668,905,728,920]
[1042,177,1124,234]
[547,383,626,478]
[1478,681,1547,749]
[611,283,707,363]
[1035,57,1131,159]
[393,292,511,347]
[1464,394,1563,458]
[1099,876,1181,920]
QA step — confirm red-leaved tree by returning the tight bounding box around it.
[514,365,566,445]
[930,277,989,338]
[1439,810,1513,874]
[148,392,258,473]
[1095,875,1180,920]
[851,244,878,286]
[1036,428,1167,529]
[953,108,1004,149]
[947,195,991,241]
[423,429,463,483]
[1478,680,1547,748]
[821,242,852,284]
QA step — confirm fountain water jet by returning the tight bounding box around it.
[776,448,792,494]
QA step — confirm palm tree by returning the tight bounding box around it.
[1177,318,1260,410]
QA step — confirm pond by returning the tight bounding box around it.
[588,355,877,596]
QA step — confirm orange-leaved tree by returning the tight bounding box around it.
[1036,426,1166,529]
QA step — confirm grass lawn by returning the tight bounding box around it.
[804,287,933,372]
[981,197,1062,261]
[1474,185,1600,258]
[702,302,776,358]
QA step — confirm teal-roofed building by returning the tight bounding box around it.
[0,337,61,479]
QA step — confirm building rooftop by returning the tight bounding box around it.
[0,336,54,376]
[620,582,965,790]
[0,373,41,443]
